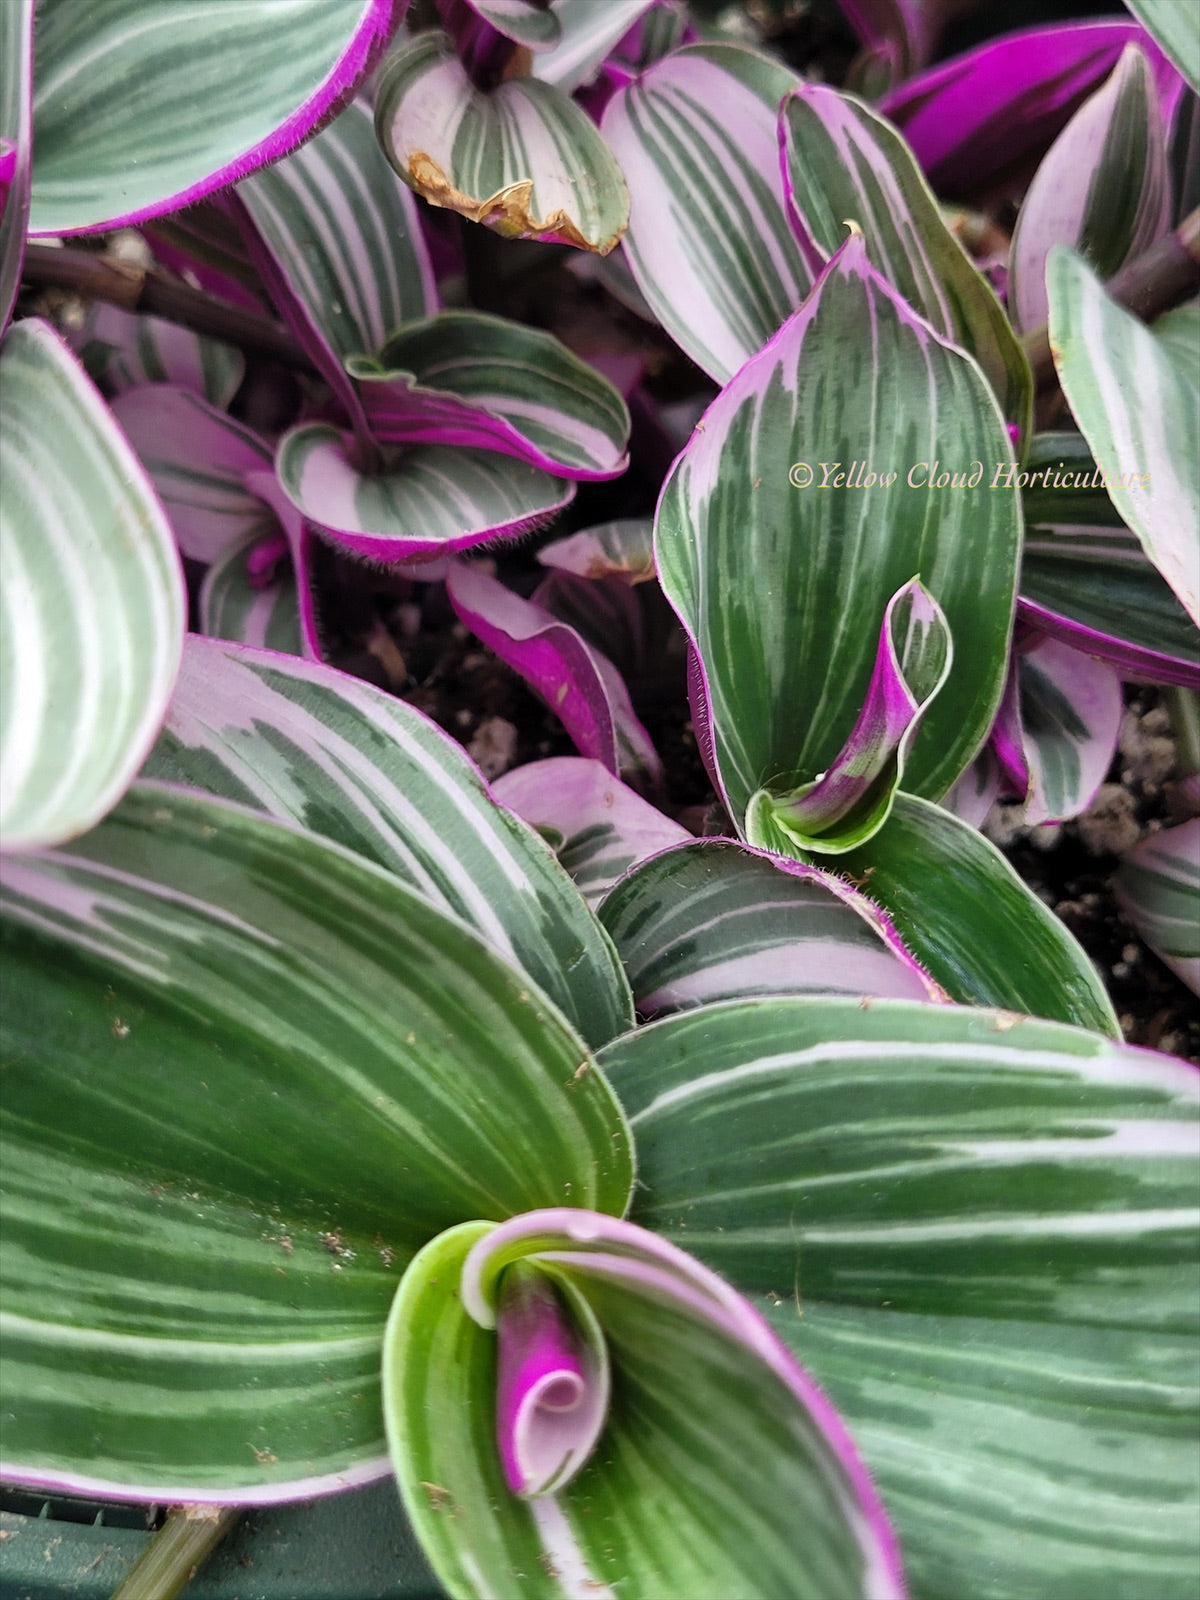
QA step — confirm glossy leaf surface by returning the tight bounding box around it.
[144,637,633,1050]
[0,322,184,852]
[30,0,404,234]
[0,783,632,1498]
[599,997,1200,1600]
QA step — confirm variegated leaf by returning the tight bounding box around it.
[1126,0,1200,94]
[597,838,945,1013]
[538,519,655,584]
[1016,631,1123,826]
[0,0,32,332]
[598,996,1200,1600]
[235,98,437,402]
[493,757,690,909]
[464,0,560,49]
[446,562,661,785]
[353,311,630,479]
[374,31,628,253]
[199,533,304,658]
[79,302,244,409]
[1049,249,1200,626]
[530,0,659,92]
[831,792,1120,1034]
[0,782,632,1499]
[656,234,1020,828]
[600,44,810,383]
[385,1213,905,1600]
[0,322,184,852]
[275,423,573,563]
[779,85,1031,431]
[144,637,633,1050]
[1009,45,1172,334]
[29,0,406,235]
[111,386,275,564]
[1116,817,1200,996]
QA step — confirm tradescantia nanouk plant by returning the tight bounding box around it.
[1,1,1199,1598]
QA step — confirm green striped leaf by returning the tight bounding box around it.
[29,0,403,235]
[275,423,572,562]
[0,782,632,1498]
[198,533,304,658]
[0,0,33,332]
[0,321,184,852]
[1048,247,1200,625]
[834,792,1121,1033]
[530,0,659,92]
[597,996,1200,1600]
[468,0,560,49]
[384,1214,905,1600]
[656,234,1021,828]
[779,85,1031,432]
[374,31,628,254]
[538,519,656,585]
[79,302,243,408]
[1016,630,1122,825]
[600,43,811,383]
[1126,0,1200,93]
[1009,45,1171,335]
[236,99,436,383]
[144,637,633,1050]
[1115,818,1200,996]
[597,838,945,1013]
[111,386,275,564]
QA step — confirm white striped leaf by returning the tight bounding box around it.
[597,996,1200,1600]
[1015,630,1123,825]
[276,422,573,562]
[1126,0,1200,93]
[29,0,404,235]
[538,519,656,584]
[1115,818,1200,997]
[597,838,945,1014]
[111,386,275,565]
[0,321,184,853]
[531,0,659,92]
[493,757,690,909]
[374,31,628,254]
[0,0,32,332]
[465,0,560,49]
[656,234,1021,829]
[144,637,633,1050]
[235,99,436,401]
[1048,247,1200,625]
[600,44,811,384]
[352,311,630,479]
[1009,45,1172,335]
[779,85,1031,432]
[1019,433,1200,687]
[384,1213,905,1600]
[199,533,305,658]
[446,562,661,785]
[79,302,244,409]
[0,782,633,1499]
[834,792,1120,1033]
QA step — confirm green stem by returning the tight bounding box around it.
[1165,688,1200,779]
[110,1505,241,1600]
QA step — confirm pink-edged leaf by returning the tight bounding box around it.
[600,44,811,383]
[459,0,560,50]
[0,1,32,333]
[80,304,244,409]
[984,646,1032,802]
[1009,45,1172,334]
[530,0,661,94]
[538,519,656,584]
[446,562,661,785]
[1016,631,1123,826]
[749,578,953,855]
[144,202,269,315]
[838,0,943,80]
[374,31,629,254]
[275,424,573,563]
[30,0,408,236]
[530,569,656,682]
[880,19,1184,200]
[242,470,326,664]
[1115,818,1200,996]
[352,311,630,480]
[111,386,275,565]
[233,98,437,427]
[492,757,689,907]
[940,746,1004,829]
[198,530,305,659]
[597,837,948,1014]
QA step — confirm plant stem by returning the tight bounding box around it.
[20,242,312,373]
[109,1505,241,1600]
[1022,206,1200,394]
[1166,688,1200,779]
